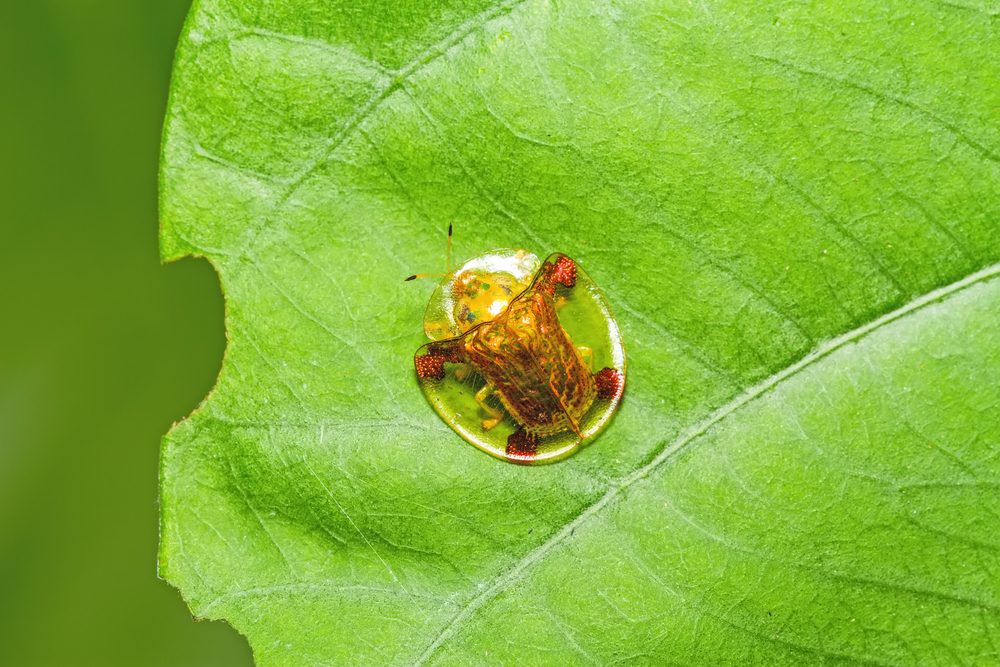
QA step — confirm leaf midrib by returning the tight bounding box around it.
[413,260,1000,665]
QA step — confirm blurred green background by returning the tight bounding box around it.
[0,2,251,664]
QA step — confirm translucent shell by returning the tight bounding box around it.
[414,251,626,464]
[422,249,540,341]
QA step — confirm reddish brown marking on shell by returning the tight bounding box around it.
[552,256,577,288]
[427,342,464,363]
[594,367,623,399]
[506,428,539,460]
[415,353,446,380]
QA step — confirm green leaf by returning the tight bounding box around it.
[159,0,1000,663]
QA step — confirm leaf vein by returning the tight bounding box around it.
[274,0,531,211]
[750,54,1000,165]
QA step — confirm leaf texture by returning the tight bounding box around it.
[159,0,1000,663]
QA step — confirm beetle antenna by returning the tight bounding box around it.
[446,223,453,272]
[406,224,454,283]
[404,272,447,282]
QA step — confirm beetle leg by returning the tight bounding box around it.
[577,345,593,370]
[475,383,504,430]
[453,363,472,382]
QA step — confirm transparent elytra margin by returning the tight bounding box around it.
[415,253,626,464]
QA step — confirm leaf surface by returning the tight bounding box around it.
[160,0,1000,663]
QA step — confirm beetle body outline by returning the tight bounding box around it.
[414,249,625,464]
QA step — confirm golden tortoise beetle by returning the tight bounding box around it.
[408,226,626,464]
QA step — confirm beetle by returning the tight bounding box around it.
[409,226,626,464]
